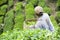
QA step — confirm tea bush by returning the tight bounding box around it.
[0,29,58,40]
[0,16,3,24]
[26,0,38,5]
[50,16,59,30]
[57,0,60,11]
[8,0,14,7]
[14,2,23,15]
[44,7,52,15]
[0,16,3,34]
[0,5,7,15]
[14,14,24,30]
[0,0,60,40]
[57,0,60,7]
[55,11,60,25]
[14,2,24,30]
[25,3,35,19]
[4,9,14,32]
[38,0,46,8]
[0,0,7,5]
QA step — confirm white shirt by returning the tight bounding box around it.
[35,13,54,32]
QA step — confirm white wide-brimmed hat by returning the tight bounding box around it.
[35,6,43,14]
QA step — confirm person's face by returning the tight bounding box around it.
[36,12,43,17]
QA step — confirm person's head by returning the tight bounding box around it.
[34,6,43,17]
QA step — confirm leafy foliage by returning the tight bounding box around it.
[26,0,38,5]
[57,0,60,11]
[0,0,7,5]
[50,16,59,30]
[14,14,24,30]
[4,9,14,32]
[38,0,46,8]
[44,7,52,14]
[0,16,3,24]
[14,2,23,15]
[25,3,35,19]
[0,0,60,40]
[14,2,24,30]
[8,0,14,7]
[0,5,7,15]
[55,11,60,23]
[0,29,58,40]
[57,0,60,7]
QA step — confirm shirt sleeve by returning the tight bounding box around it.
[35,21,41,29]
[46,14,55,32]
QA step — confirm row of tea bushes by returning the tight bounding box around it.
[14,2,24,30]
[25,3,36,29]
[57,0,60,11]
[0,4,7,33]
[26,0,38,5]
[25,3,35,19]
[8,0,14,7]
[0,0,59,33]
[38,0,46,8]
[0,0,13,6]
[0,16,3,34]
[0,28,59,40]
[0,5,7,15]
[0,15,59,40]
[55,11,60,26]
[0,2,24,32]
[4,9,14,32]
[0,0,7,5]
[0,16,3,24]
[50,16,59,30]
[0,0,7,34]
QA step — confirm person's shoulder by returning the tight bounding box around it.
[43,13,50,19]
[43,13,49,16]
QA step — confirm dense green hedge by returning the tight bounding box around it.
[14,2,24,30]
[25,3,35,19]
[0,0,60,40]
[0,0,7,5]
[8,0,14,7]
[55,11,60,24]
[57,0,60,11]
[0,16,3,34]
[57,0,60,7]
[38,0,46,8]
[0,16,3,24]
[50,16,59,30]
[4,9,14,32]
[26,0,38,5]
[14,14,24,30]
[0,5,7,15]
[0,15,59,40]
[44,7,52,14]
[0,29,59,40]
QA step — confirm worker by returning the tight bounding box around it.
[34,6,55,32]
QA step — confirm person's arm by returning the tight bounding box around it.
[46,15,55,32]
[26,18,37,22]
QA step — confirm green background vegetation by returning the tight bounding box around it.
[0,0,60,40]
